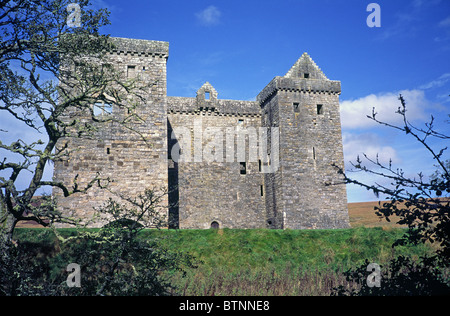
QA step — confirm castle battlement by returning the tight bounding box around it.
[168,96,260,117]
[108,37,169,58]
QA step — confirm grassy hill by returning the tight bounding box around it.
[13,225,435,295]
[140,227,433,295]
[12,201,441,295]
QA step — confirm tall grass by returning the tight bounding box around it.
[170,266,359,296]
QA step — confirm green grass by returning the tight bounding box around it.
[139,227,432,270]
[13,227,436,296]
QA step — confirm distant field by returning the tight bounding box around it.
[348,201,405,228]
[18,201,396,228]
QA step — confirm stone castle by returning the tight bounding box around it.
[53,37,350,230]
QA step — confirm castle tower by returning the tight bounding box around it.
[53,38,170,226]
[257,53,350,229]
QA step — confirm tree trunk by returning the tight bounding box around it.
[0,200,17,244]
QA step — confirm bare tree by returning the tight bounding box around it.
[334,95,449,267]
[0,0,151,242]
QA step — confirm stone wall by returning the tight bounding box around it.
[167,89,266,229]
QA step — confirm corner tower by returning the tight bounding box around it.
[257,53,350,229]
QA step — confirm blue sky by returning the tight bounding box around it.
[97,0,450,202]
[2,0,449,203]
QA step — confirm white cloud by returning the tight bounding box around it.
[439,16,450,27]
[343,132,400,168]
[340,89,432,129]
[342,130,440,202]
[342,132,402,202]
[196,5,221,26]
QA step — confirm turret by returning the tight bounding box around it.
[257,53,349,229]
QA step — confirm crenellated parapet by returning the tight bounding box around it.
[108,37,169,58]
[168,82,261,117]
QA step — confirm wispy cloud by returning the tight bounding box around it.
[412,0,442,9]
[434,15,450,44]
[439,16,450,27]
[419,73,450,90]
[377,0,442,40]
[196,5,221,26]
[377,11,418,40]
[89,0,122,23]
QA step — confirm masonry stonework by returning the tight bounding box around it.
[53,37,350,229]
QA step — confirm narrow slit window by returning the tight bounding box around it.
[317,104,323,115]
[293,102,300,113]
[260,185,264,197]
[313,147,316,160]
[240,162,247,175]
[107,147,111,155]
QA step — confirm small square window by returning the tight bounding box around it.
[293,102,300,113]
[304,73,310,79]
[127,65,136,78]
[317,104,323,115]
[93,101,113,116]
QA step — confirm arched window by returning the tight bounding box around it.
[210,221,220,229]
